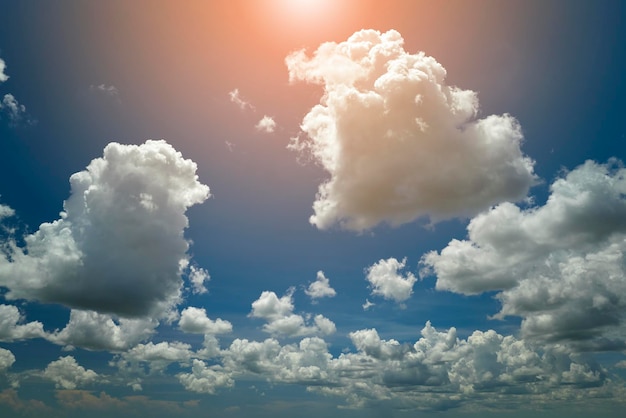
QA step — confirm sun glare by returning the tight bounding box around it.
[256,0,348,35]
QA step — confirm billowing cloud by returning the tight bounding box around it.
[0,140,210,318]
[366,257,416,303]
[177,360,233,394]
[305,271,336,301]
[0,348,15,372]
[43,356,98,390]
[286,29,536,231]
[50,310,158,351]
[116,341,194,374]
[422,160,626,349]
[255,115,276,133]
[0,304,46,342]
[0,58,8,83]
[249,290,335,337]
[187,265,210,295]
[178,307,232,335]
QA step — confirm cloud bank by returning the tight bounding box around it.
[422,160,626,349]
[287,29,536,230]
[0,140,210,318]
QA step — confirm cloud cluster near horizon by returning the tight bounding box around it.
[287,29,536,231]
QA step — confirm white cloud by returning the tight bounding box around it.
[0,58,8,83]
[255,115,276,133]
[0,204,14,220]
[43,356,98,390]
[362,299,375,310]
[0,304,46,342]
[117,341,194,374]
[178,307,232,335]
[286,29,536,231]
[177,360,233,394]
[0,140,210,318]
[1,94,27,125]
[421,159,626,349]
[228,88,253,110]
[249,290,335,337]
[50,309,157,351]
[366,257,416,303]
[0,348,15,372]
[305,270,336,301]
[188,265,210,295]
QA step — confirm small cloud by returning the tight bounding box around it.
[362,299,375,310]
[0,58,8,83]
[228,88,253,110]
[255,115,276,133]
[305,271,336,301]
[0,94,29,126]
[225,141,235,152]
[90,83,120,98]
[366,257,416,304]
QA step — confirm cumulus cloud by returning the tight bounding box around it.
[177,360,233,394]
[187,265,210,295]
[43,356,98,390]
[0,348,15,372]
[0,58,8,83]
[0,204,14,220]
[255,115,276,133]
[366,257,416,303]
[286,29,536,231]
[0,304,46,342]
[50,309,157,351]
[305,271,336,301]
[0,140,210,318]
[116,341,194,374]
[421,160,626,349]
[0,94,27,125]
[249,290,336,337]
[178,307,232,335]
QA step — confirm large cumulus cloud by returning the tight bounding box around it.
[286,29,536,231]
[422,160,626,349]
[0,140,210,318]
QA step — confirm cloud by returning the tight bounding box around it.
[0,204,15,220]
[50,309,158,351]
[228,88,253,110]
[177,360,233,394]
[187,265,210,295]
[116,341,194,374]
[89,83,120,98]
[421,159,626,349]
[0,348,15,372]
[305,271,336,301]
[0,140,210,318]
[0,304,46,342]
[362,299,375,310]
[286,29,536,231]
[0,58,8,83]
[366,257,416,303]
[43,356,98,390]
[0,94,27,125]
[256,115,276,133]
[249,290,336,337]
[178,307,232,335]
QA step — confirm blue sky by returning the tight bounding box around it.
[0,1,625,417]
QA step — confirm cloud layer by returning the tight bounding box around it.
[422,160,626,349]
[287,29,536,230]
[0,140,210,318]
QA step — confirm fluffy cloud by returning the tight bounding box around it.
[0,140,210,318]
[116,341,194,374]
[186,264,210,295]
[366,257,416,303]
[43,356,98,390]
[0,204,14,220]
[228,88,253,110]
[50,309,157,351]
[0,94,27,125]
[305,271,336,301]
[0,348,15,372]
[249,290,335,337]
[422,160,626,349]
[0,58,7,83]
[0,304,46,342]
[177,360,233,394]
[178,307,232,335]
[286,29,536,231]
[255,115,276,133]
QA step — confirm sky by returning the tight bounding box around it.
[0,0,625,417]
